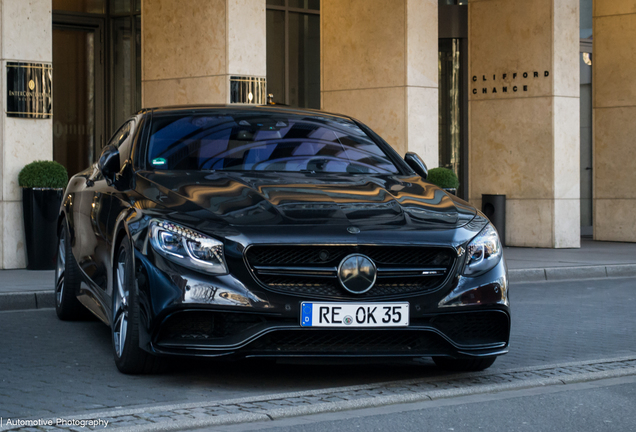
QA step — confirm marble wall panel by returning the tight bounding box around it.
[593,6,636,243]
[593,13,636,108]
[553,97,580,200]
[3,201,26,269]
[407,86,438,167]
[506,199,553,247]
[554,198,581,248]
[0,202,3,268]
[2,117,53,201]
[406,0,437,89]
[593,106,636,199]
[594,199,636,242]
[469,97,554,201]
[321,0,406,92]
[594,0,636,17]
[227,0,266,77]
[143,76,227,108]
[553,0,579,97]
[469,0,580,247]
[468,0,553,101]
[323,87,406,156]
[1,0,52,62]
[142,0,226,81]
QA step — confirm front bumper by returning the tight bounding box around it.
[134,245,510,359]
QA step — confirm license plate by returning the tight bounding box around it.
[300,302,409,327]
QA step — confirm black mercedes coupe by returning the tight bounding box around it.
[55,105,510,374]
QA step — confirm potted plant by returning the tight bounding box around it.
[427,167,459,195]
[18,160,68,270]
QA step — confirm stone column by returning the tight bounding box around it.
[141,0,266,108]
[468,0,580,248]
[0,0,53,268]
[321,0,438,164]
[593,2,636,242]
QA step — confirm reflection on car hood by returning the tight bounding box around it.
[138,171,476,229]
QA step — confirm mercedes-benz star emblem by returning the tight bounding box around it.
[337,254,377,294]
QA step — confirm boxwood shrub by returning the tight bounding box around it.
[18,160,68,189]
[427,167,459,189]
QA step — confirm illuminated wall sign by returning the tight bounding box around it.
[6,62,52,118]
[471,70,550,95]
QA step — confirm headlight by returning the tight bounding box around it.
[462,223,502,276]
[149,219,227,274]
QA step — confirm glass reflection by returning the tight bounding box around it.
[438,39,463,196]
[53,0,106,14]
[112,17,133,131]
[52,27,95,177]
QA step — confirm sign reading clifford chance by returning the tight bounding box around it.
[471,70,550,95]
[6,62,52,118]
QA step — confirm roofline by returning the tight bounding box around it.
[137,104,352,120]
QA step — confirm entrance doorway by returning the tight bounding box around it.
[52,19,105,177]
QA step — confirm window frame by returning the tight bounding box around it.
[266,0,320,107]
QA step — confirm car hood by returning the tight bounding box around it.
[137,171,476,230]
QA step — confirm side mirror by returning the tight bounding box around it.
[98,145,120,186]
[404,152,428,179]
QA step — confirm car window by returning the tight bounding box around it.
[146,111,400,174]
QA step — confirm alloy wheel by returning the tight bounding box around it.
[55,234,66,308]
[113,250,130,358]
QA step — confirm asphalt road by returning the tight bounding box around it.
[0,277,635,419]
[210,376,636,432]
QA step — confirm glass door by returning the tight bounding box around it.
[439,38,467,198]
[52,20,105,177]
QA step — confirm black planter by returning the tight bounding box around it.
[22,188,64,270]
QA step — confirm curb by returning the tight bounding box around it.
[508,264,636,283]
[0,290,55,311]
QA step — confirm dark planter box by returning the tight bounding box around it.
[22,188,63,270]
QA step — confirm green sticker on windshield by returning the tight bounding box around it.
[151,158,167,166]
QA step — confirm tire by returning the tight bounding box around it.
[55,222,88,320]
[112,238,166,374]
[433,356,497,372]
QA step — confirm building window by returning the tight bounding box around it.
[110,2,142,132]
[266,0,320,108]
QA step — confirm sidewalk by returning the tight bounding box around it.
[505,238,636,282]
[1,238,635,311]
[0,269,55,311]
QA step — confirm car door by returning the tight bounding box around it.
[74,120,134,320]
[101,118,139,304]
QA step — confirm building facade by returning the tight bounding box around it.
[0,0,633,268]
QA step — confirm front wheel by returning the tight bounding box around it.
[112,238,165,374]
[433,356,497,372]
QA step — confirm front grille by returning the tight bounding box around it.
[246,245,456,299]
[258,275,444,298]
[247,245,453,267]
[251,330,449,354]
[431,311,509,346]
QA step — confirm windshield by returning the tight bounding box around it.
[146,111,400,174]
